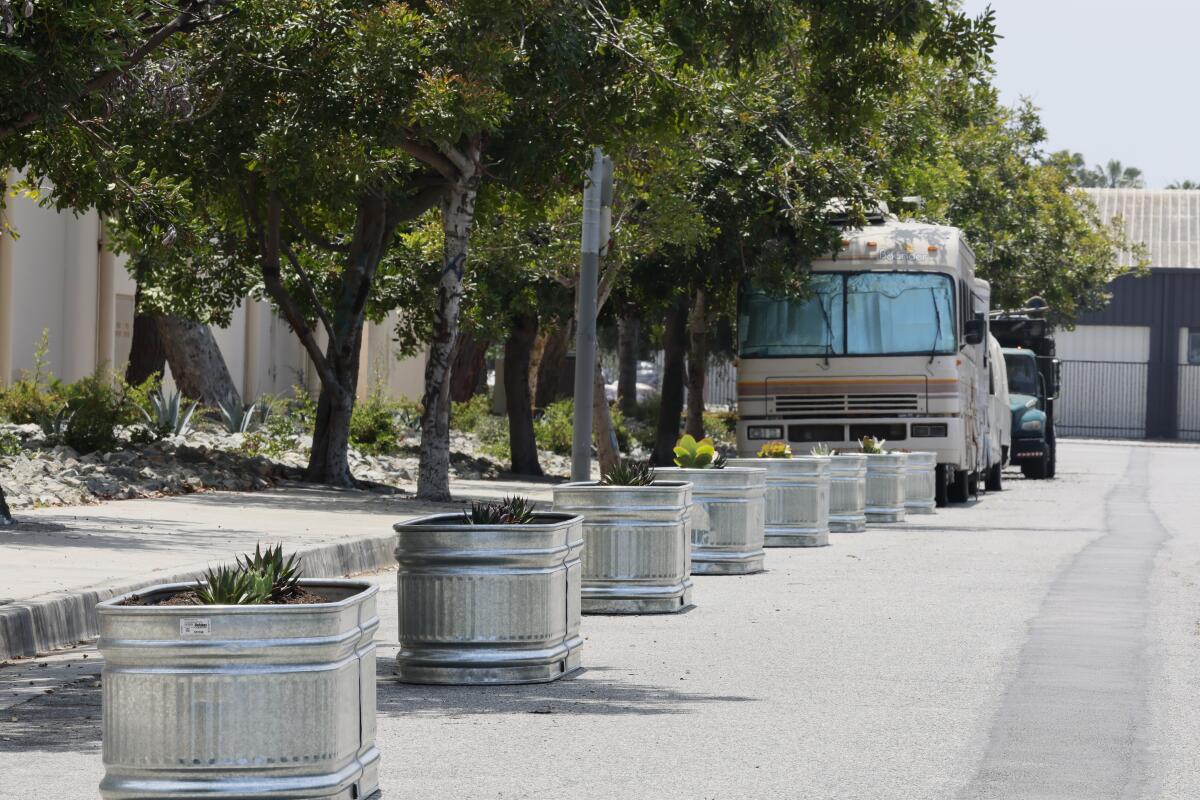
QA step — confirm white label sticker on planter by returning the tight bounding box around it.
[179,618,211,636]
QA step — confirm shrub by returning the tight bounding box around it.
[451,393,492,434]
[62,375,126,454]
[0,430,21,457]
[535,398,575,455]
[0,329,64,425]
[475,413,511,462]
[350,392,400,455]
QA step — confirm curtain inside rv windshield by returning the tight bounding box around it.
[739,272,955,357]
[845,273,955,355]
[738,275,845,357]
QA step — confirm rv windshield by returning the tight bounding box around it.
[739,272,956,357]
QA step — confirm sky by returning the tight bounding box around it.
[960,0,1200,188]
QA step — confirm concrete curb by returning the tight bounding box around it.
[0,531,399,662]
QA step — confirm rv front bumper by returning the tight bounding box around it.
[737,417,967,468]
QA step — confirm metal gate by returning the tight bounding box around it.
[1178,364,1200,441]
[1057,360,1148,439]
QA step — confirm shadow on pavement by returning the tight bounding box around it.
[376,664,757,718]
[0,677,102,753]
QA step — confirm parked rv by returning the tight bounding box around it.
[735,212,992,505]
[985,332,1012,490]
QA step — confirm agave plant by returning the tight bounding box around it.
[237,542,302,600]
[810,443,833,456]
[756,441,792,458]
[600,459,656,486]
[858,436,888,454]
[673,435,717,468]
[37,406,72,443]
[141,388,198,437]
[463,495,538,525]
[218,396,261,434]
[195,564,272,605]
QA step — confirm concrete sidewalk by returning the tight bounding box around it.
[0,477,559,661]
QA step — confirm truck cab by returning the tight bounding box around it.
[992,310,1059,480]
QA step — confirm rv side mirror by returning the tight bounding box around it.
[963,318,984,345]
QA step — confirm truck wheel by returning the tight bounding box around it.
[986,461,1003,491]
[948,468,970,502]
[935,464,950,508]
[1021,453,1048,479]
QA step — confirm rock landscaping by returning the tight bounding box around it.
[0,422,574,512]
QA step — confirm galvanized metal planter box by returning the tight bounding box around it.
[903,451,938,515]
[551,481,694,614]
[829,454,868,532]
[656,467,767,575]
[97,579,380,800]
[392,512,584,685]
[726,457,831,547]
[865,452,908,523]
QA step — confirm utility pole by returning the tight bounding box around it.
[571,147,613,482]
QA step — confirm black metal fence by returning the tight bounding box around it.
[1056,360,1148,439]
[1178,364,1200,442]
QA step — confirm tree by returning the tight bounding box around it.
[1167,180,1199,190]
[0,0,231,522]
[1055,152,1145,189]
[880,76,1146,323]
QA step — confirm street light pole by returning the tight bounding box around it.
[571,147,613,482]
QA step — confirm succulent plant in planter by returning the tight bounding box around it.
[599,458,656,486]
[757,440,793,458]
[657,436,766,575]
[810,443,834,456]
[553,458,694,613]
[97,544,380,799]
[394,498,585,684]
[858,435,888,454]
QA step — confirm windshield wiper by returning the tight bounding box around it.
[928,287,943,365]
[817,294,836,366]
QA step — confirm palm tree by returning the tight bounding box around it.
[1102,159,1144,188]
[1167,180,1200,190]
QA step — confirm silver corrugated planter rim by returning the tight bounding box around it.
[392,511,584,685]
[725,457,831,547]
[552,480,694,614]
[97,579,380,800]
[655,466,767,575]
[865,451,908,523]
[829,453,868,532]
[903,451,938,514]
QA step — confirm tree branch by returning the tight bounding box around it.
[279,239,337,345]
[398,138,458,181]
[280,200,349,253]
[0,0,235,141]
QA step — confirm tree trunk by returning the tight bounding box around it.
[157,316,241,408]
[418,173,480,501]
[449,332,488,403]
[685,289,707,439]
[617,316,640,416]
[653,296,689,466]
[504,311,542,475]
[592,357,620,472]
[125,282,167,386]
[305,352,358,487]
[534,322,572,408]
[0,483,13,526]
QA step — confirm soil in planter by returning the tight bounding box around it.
[119,587,330,606]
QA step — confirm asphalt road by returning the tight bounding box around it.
[2,441,1197,799]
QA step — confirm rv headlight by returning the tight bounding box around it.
[747,425,784,440]
[1020,418,1043,432]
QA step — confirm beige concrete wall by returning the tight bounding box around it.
[0,188,427,401]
